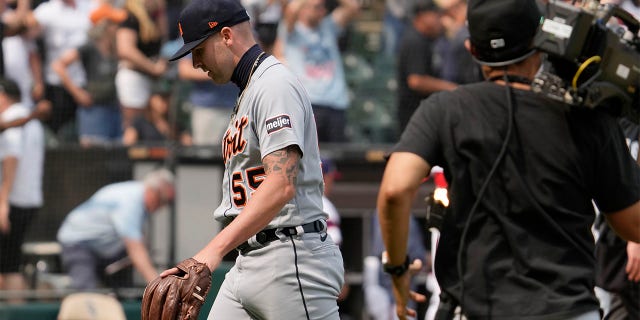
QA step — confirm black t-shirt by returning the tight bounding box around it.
[396,26,438,131]
[78,44,119,106]
[120,13,162,59]
[131,116,166,142]
[395,82,640,318]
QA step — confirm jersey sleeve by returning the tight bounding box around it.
[253,74,308,158]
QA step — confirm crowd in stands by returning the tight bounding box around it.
[0,0,489,148]
[0,0,633,146]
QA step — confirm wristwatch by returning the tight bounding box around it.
[381,251,410,277]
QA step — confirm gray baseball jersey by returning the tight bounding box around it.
[214,55,327,228]
[209,56,344,319]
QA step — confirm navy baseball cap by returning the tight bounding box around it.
[169,0,250,61]
[467,0,542,67]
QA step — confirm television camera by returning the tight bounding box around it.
[533,0,640,120]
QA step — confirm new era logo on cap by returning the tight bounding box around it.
[467,0,542,66]
[490,38,505,49]
[169,0,250,61]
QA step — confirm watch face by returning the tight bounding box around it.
[381,251,390,265]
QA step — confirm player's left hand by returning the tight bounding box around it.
[390,258,427,320]
[626,241,640,282]
[142,258,212,320]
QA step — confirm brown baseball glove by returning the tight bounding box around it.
[141,258,212,320]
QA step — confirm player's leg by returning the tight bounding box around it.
[208,264,253,319]
[289,233,344,319]
[235,233,344,319]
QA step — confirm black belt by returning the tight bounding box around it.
[237,220,327,255]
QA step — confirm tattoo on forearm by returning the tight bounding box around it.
[264,146,300,184]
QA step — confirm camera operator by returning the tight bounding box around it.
[376,0,640,319]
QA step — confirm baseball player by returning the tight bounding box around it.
[155,0,345,318]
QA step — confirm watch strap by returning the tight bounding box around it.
[383,255,410,277]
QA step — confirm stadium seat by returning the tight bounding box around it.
[57,292,126,320]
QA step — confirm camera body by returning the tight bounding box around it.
[532,0,640,118]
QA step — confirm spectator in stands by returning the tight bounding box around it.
[396,0,456,134]
[0,0,34,79]
[56,168,175,290]
[177,55,239,145]
[28,0,94,140]
[380,0,410,57]
[3,0,45,110]
[116,0,168,128]
[52,3,127,147]
[434,0,482,85]
[0,100,51,132]
[122,83,191,146]
[274,0,359,143]
[0,78,45,302]
[242,0,285,54]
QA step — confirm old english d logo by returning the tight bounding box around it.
[222,116,249,164]
[208,21,218,29]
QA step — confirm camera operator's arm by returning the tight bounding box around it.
[377,152,430,319]
[605,201,640,243]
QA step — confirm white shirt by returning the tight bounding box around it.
[33,0,94,85]
[3,35,37,108]
[0,103,45,207]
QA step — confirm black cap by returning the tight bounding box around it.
[467,0,542,67]
[169,0,250,61]
[413,0,440,15]
[0,77,21,101]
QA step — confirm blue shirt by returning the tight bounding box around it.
[279,17,350,110]
[57,181,146,258]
